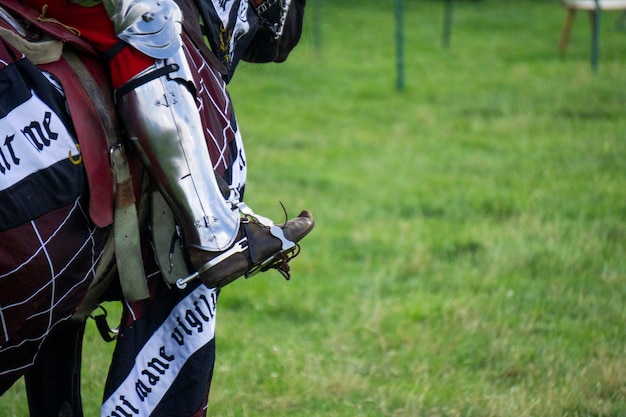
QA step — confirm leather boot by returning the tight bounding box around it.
[188,209,314,288]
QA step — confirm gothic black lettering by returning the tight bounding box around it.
[110,405,134,417]
[135,380,151,401]
[176,316,193,335]
[0,148,8,175]
[238,148,246,171]
[200,294,215,318]
[132,344,176,404]
[147,356,169,375]
[119,396,139,414]
[0,134,19,174]
[160,346,175,362]
[199,293,216,320]
[141,369,160,386]
[185,310,203,333]
[218,0,230,11]
[171,327,185,346]
[22,111,58,151]
[43,111,58,141]
[170,293,216,346]
[193,300,210,321]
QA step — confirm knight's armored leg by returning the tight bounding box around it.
[119,55,240,253]
[116,36,313,288]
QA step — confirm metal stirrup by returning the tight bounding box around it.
[175,238,249,289]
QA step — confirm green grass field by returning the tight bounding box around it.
[2,1,626,416]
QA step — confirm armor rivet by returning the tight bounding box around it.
[142,12,154,22]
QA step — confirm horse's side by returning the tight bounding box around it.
[0,0,306,414]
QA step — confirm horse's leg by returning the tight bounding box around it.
[24,318,86,417]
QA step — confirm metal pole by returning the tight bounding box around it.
[442,0,453,48]
[396,0,405,90]
[313,0,322,53]
[591,0,600,72]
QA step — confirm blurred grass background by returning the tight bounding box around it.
[2,0,626,416]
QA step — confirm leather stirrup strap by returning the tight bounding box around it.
[64,50,149,302]
[110,145,149,301]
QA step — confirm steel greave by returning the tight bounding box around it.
[119,61,240,252]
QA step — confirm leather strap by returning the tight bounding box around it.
[110,145,149,301]
[114,63,179,103]
[0,0,98,56]
[64,49,149,302]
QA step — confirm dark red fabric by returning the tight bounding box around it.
[20,0,153,88]
[0,196,109,394]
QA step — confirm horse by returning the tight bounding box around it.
[0,0,306,415]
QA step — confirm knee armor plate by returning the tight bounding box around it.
[103,0,181,59]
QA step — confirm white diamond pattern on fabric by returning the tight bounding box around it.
[0,196,103,376]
